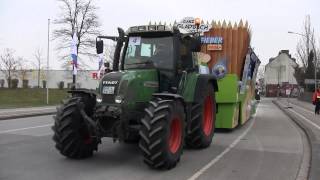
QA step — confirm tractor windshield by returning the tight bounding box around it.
[124,36,174,70]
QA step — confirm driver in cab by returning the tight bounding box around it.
[152,43,170,68]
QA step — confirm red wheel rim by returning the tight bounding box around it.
[203,96,213,136]
[83,133,92,144]
[168,117,182,154]
[84,137,92,144]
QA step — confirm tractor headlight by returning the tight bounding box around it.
[96,95,102,103]
[115,95,123,104]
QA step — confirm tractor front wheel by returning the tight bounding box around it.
[52,96,99,159]
[139,98,185,170]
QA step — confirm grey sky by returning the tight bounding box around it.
[0,0,319,70]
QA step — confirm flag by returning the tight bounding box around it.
[71,32,78,75]
[97,53,104,79]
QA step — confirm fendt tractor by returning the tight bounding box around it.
[52,23,218,169]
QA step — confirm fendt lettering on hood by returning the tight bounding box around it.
[102,81,118,85]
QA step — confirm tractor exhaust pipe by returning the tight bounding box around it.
[113,28,125,71]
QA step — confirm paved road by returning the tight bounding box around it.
[0,99,305,180]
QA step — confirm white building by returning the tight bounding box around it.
[264,50,298,96]
[0,70,101,89]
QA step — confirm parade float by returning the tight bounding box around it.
[198,19,260,129]
[175,17,261,129]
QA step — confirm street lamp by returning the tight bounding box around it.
[288,31,305,37]
[46,19,50,105]
[288,31,317,91]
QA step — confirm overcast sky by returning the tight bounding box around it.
[0,0,319,70]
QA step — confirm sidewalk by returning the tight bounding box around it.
[274,98,320,180]
[0,106,56,120]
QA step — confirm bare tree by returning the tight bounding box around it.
[296,15,317,69]
[104,43,116,68]
[53,0,100,69]
[33,48,44,87]
[0,48,21,88]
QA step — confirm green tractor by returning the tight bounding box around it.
[52,25,218,169]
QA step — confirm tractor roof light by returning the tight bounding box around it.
[138,26,147,31]
[148,25,156,31]
[128,25,172,33]
[130,26,138,32]
[157,25,165,31]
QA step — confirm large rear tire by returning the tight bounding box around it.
[52,96,99,159]
[139,98,185,170]
[186,84,216,149]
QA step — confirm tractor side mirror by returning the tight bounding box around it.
[96,39,104,54]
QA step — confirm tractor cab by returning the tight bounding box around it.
[123,25,201,72]
[123,26,176,71]
[96,25,201,94]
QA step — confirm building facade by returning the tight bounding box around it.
[0,70,101,89]
[264,50,298,97]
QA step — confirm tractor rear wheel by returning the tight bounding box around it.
[186,84,216,149]
[52,96,99,159]
[139,98,185,169]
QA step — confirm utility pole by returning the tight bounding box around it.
[46,19,50,105]
[286,59,292,108]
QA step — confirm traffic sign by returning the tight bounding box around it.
[176,17,211,33]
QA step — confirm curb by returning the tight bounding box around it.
[273,100,319,180]
[0,111,56,121]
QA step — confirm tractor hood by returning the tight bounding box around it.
[99,71,123,104]
[98,69,159,106]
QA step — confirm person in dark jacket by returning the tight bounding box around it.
[312,88,320,114]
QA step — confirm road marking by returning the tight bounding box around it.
[187,106,257,180]
[0,123,53,134]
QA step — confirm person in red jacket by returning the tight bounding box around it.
[312,88,320,114]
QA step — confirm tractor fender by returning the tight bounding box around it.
[152,93,186,112]
[193,74,218,103]
[67,89,97,120]
[152,93,185,102]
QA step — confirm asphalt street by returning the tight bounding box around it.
[0,98,305,180]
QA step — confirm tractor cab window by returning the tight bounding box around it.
[124,36,174,70]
